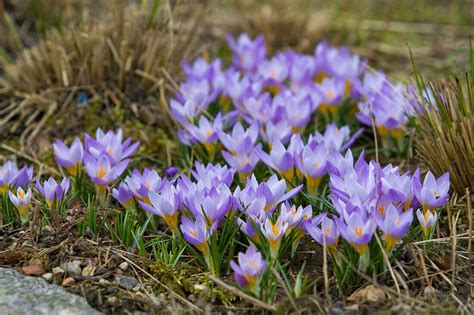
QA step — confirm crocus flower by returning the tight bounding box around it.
[375,204,413,251]
[304,214,340,254]
[36,177,70,208]
[218,121,259,155]
[11,166,34,190]
[84,153,129,190]
[230,246,267,292]
[227,33,266,72]
[297,143,328,194]
[191,162,235,188]
[317,77,346,114]
[53,138,84,175]
[140,186,180,232]
[8,187,32,225]
[0,161,19,193]
[85,128,140,164]
[186,114,223,155]
[416,209,438,239]
[185,184,233,224]
[170,99,206,125]
[258,139,296,181]
[180,215,215,254]
[261,215,289,259]
[414,171,450,212]
[112,183,134,209]
[336,211,376,255]
[123,168,166,203]
[165,166,179,178]
[222,144,261,181]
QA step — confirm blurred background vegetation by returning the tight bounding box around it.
[0,0,472,166]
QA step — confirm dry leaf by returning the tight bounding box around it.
[348,284,386,303]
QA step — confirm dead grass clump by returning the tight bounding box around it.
[414,71,473,194]
[0,1,208,149]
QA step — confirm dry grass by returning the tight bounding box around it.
[0,0,208,150]
[414,72,474,194]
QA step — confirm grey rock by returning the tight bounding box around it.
[60,261,82,276]
[115,275,138,290]
[0,268,101,315]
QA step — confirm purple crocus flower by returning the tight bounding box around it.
[36,177,70,208]
[218,121,259,155]
[140,185,180,232]
[180,215,215,254]
[317,77,346,114]
[191,162,235,188]
[304,214,340,253]
[257,56,289,87]
[297,143,328,194]
[381,170,414,210]
[222,144,261,181]
[230,246,267,292]
[8,187,32,225]
[226,33,266,73]
[123,168,166,203]
[414,171,450,212]
[335,211,376,255]
[164,166,179,178]
[281,202,312,228]
[375,204,413,251]
[186,114,223,154]
[170,99,206,126]
[83,153,129,189]
[185,184,233,224]
[85,128,140,164]
[111,183,134,209]
[0,161,20,193]
[11,166,34,190]
[416,209,438,239]
[258,139,296,181]
[261,215,289,258]
[53,138,84,175]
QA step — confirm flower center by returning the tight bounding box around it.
[355,227,362,237]
[97,167,106,179]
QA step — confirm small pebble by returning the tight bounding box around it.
[99,279,107,285]
[115,275,138,290]
[21,265,45,276]
[132,285,140,292]
[52,267,65,275]
[119,262,129,271]
[115,268,124,276]
[42,273,53,281]
[62,277,76,287]
[82,265,96,277]
[61,261,82,276]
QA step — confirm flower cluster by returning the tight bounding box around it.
[304,150,450,255]
[54,129,140,191]
[171,34,421,184]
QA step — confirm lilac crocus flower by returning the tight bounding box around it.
[123,168,166,203]
[258,139,296,181]
[304,214,340,253]
[226,33,266,72]
[222,144,261,181]
[416,209,438,239]
[36,177,70,208]
[8,187,32,225]
[165,166,179,178]
[112,183,134,209]
[261,215,289,259]
[180,215,215,254]
[85,128,140,164]
[414,171,450,212]
[297,143,328,194]
[191,162,235,188]
[381,170,414,210]
[170,99,205,126]
[336,211,376,255]
[0,161,19,193]
[375,204,413,251]
[53,138,84,175]
[140,185,180,232]
[83,153,129,189]
[186,114,223,154]
[317,77,346,114]
[218,121,259,155]
[11,166,33,190]
[230,246,267,292]
[185,184,232,224]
